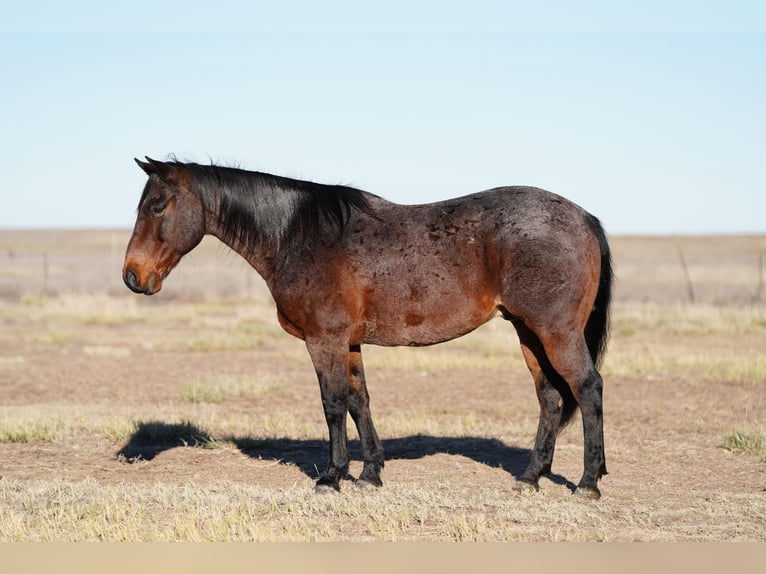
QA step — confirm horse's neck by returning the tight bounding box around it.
[203,203,281,288]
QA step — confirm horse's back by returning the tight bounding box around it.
[343,186,601,346]
[363,186,599,278]
[369,185,593,232]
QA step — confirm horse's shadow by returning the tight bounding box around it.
[116,421,575,491]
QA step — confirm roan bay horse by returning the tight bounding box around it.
[123,157,613,499]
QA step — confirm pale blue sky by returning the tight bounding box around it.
[2,2,765,234]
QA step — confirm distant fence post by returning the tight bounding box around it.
[673,237,696,303]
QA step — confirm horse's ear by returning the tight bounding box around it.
[136,156,178,183]
[135,157,153,175]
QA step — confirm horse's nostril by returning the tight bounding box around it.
[124,269,141,293]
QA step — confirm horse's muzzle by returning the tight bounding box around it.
[123,268,159,295]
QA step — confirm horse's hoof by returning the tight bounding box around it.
[512,480,539,494]
[314,482,340,495]
[355,478,381,490]
[573,486,601,500]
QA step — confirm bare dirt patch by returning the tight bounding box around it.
[0,231,764,540]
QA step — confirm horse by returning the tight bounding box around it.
[123,157,613,499]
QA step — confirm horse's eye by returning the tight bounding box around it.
[150,199,168,216]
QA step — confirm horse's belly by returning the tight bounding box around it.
[362,304,499,347]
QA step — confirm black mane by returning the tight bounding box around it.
[180,162,376,251]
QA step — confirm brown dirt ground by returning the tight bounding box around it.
[1,231,765,541]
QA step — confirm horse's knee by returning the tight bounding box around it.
[575,369,604,412]
[537,380,564,412]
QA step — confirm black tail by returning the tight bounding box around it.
[558,213,613,432]
[583,213,613,369]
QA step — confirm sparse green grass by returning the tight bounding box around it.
[102,419,140,443]
[180,382,229,404]
[0,418,68,443]
[722,430,766,462]
[180,375,284,404]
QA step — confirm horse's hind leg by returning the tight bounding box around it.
[511,320,571,493]
[347,345,385,488]
[538,330,607,499]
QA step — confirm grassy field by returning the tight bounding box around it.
[0,231,764,541]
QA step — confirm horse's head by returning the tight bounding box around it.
[123,157,205,295]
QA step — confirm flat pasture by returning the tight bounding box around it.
[0,230,764,540]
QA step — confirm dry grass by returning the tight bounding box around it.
[1,476,763,541]
[604,302,766,383]
[612,302,766,336]
[1,232,765,541]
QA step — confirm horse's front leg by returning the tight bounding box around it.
[306,339,350,493]
[348,344,384,488]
